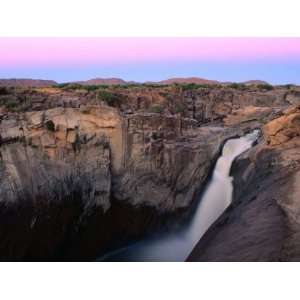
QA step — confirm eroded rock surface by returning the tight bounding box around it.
[188,104,300,261]
[0,101,233,259]
[1,83,300,260]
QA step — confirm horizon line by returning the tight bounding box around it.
[0,76,298,86]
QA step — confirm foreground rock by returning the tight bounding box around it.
[188,105,300,261]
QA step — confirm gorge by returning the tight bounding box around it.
[1,81,300,261]
[99,130,259,261]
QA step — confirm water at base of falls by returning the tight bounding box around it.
[98,130,260,262]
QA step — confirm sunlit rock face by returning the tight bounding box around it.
[0,103,228,213]
[0,99,232,259]
[264,105,300,146]
[0,105,123,211]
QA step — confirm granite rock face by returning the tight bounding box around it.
[115,123,228,212]
[0,101,232,259]
[0,106,123,210]
[0,105,228,213]
[188,104,300,261]
[1,84,300,260]
[181,87,293,122]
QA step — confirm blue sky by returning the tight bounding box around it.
[0,61,299,84]
[1,38,300,84]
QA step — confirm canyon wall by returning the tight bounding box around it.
[188,104,300,261]
[1,84,300,260]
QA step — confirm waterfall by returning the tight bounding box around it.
[99,130,259,262]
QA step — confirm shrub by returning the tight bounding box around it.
[61,83,83,90]
[181,83,198,91]
[257,84,274,91]
[181,83,216,91]
[284,84,295,89]
[121,83,141,89]
[229,83,246,90]
[6,101,19,109]
[4,97,20,111]
[149,104,163,113]
[0,87,9,95]
[56,83,71,89]
[97,90,120,107]
[174,102,185,114]
[84,85,100,92]
[94,85,109,89]
[143,84,166,88]
[45,120,55,132]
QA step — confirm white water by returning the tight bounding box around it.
[99,130,259,262]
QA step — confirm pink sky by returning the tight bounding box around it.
[1,38,300,67]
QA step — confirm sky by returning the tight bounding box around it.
[0,38,300,84]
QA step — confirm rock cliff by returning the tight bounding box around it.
[188,104,300,261]
[1,83,300,260]
[0,102,231,259]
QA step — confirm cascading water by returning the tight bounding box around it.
[99,130,260,262]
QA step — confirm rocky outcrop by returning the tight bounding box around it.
[2,85,300,122]
[115,124,229,212]
[0,101,234,259]
[1,82,300,261]
[0,105,123,209]
[264,105,300,146]
[0,105,226,211]
[188,105,300,261]
[182,87,292,123]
